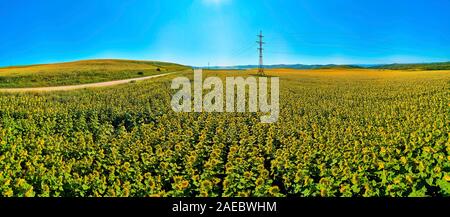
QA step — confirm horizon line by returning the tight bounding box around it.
[1,58,450,69]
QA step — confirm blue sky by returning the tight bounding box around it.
[0,0,449,67]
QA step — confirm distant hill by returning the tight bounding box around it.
[203,62,450,70]
[203,64,362,70]
[0,59,189,88]
[370,62,450,70]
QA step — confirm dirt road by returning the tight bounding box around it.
[0,71,181,93]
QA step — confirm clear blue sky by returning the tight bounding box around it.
[1,0,449,67]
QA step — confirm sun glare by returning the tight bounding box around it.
[203,0,230,5]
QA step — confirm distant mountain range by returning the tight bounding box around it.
[369,61,450,70]
[198,61,450,70]
[199,64,361,70]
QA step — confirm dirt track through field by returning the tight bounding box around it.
[0,71,183,93]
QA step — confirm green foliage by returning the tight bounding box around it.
[0,69,448,197]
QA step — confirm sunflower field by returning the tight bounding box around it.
[0,69,449,197]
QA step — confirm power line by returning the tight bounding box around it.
[233,43,257,57]
[230,38,257,56]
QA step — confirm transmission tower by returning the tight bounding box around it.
[257,31,265,76]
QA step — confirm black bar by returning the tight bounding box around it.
[0,197,448,216]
